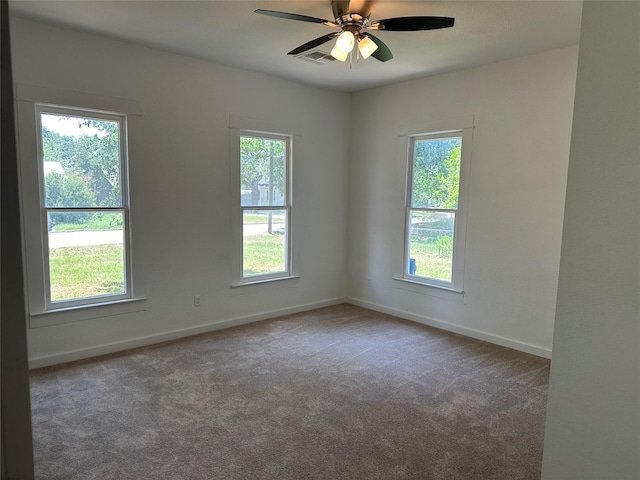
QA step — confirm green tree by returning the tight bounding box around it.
[45,172,95,207]
[42,127,75,166]
[45,172,96,226]
[240,136,285,205]
[75,119,121,206]
[412,139,461,209]
[41,118,121,207]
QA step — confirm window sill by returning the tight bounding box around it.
[230,275,300,295]
[29,297,147,328]
[231,275,300,288]
[392,277,464,301]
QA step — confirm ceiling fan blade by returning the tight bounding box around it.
[288,33,339,56]
[364,33,393,62]
[368,16,454,31]
[255,9,337,27]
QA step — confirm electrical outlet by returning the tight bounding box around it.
[367,277,372,287]
[194,295,201,307]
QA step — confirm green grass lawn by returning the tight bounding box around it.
[243,233,286,276]
[49,244,125,301]
[409,240,453,282]
[49,233,285,300]
[49,234,449,298]
[52,213,123,232]
[243,213,285,224]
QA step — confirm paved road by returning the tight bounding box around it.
[48,223,286,248]
[48,229,123,248]
[244,223,285,235]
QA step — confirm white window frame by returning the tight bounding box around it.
[35,104,132,309]
[229,115,301,289]
[235,130,293,284]
[16,85,146,327]
[402,124,473,292]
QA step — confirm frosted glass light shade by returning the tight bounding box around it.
[335,31,355,53]
[331,44,349,62]
[358,36,379,59]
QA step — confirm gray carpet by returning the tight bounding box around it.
[30,304,550,480]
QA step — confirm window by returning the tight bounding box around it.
[16,86,144,325]
[35,105,131,309]
[239,132,291,281]
[404,128,471,291]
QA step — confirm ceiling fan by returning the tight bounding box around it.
[255,0,454,63]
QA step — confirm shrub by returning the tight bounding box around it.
[434,235,453,257]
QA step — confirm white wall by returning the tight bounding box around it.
[12,17,581,366]
[347,46,579,356]
[542,2,640,478]
[11,18,351,367]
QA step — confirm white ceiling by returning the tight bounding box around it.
[9,0,583,92]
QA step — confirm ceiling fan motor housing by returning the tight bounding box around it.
[335,13,369,30]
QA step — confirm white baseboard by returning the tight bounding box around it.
[29,296,347,369]
[347,297,552,359]
[30,295,551,368]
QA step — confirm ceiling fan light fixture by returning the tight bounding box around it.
[330,43,349,62]
[256,3,455,66]
[358,36,378,59]
[335,30,355,53]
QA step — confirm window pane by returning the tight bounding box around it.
[243,209,287,277]
[411,136,461,209]
[408,211,455,282]
[41,113,122,208]
[240,136,286,207]
[48,211,125,302]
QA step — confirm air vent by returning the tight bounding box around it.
[294,50,336,64]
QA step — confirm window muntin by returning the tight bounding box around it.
[240,133,291,280]
[36,106,131,308]
[405,132,463,287]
